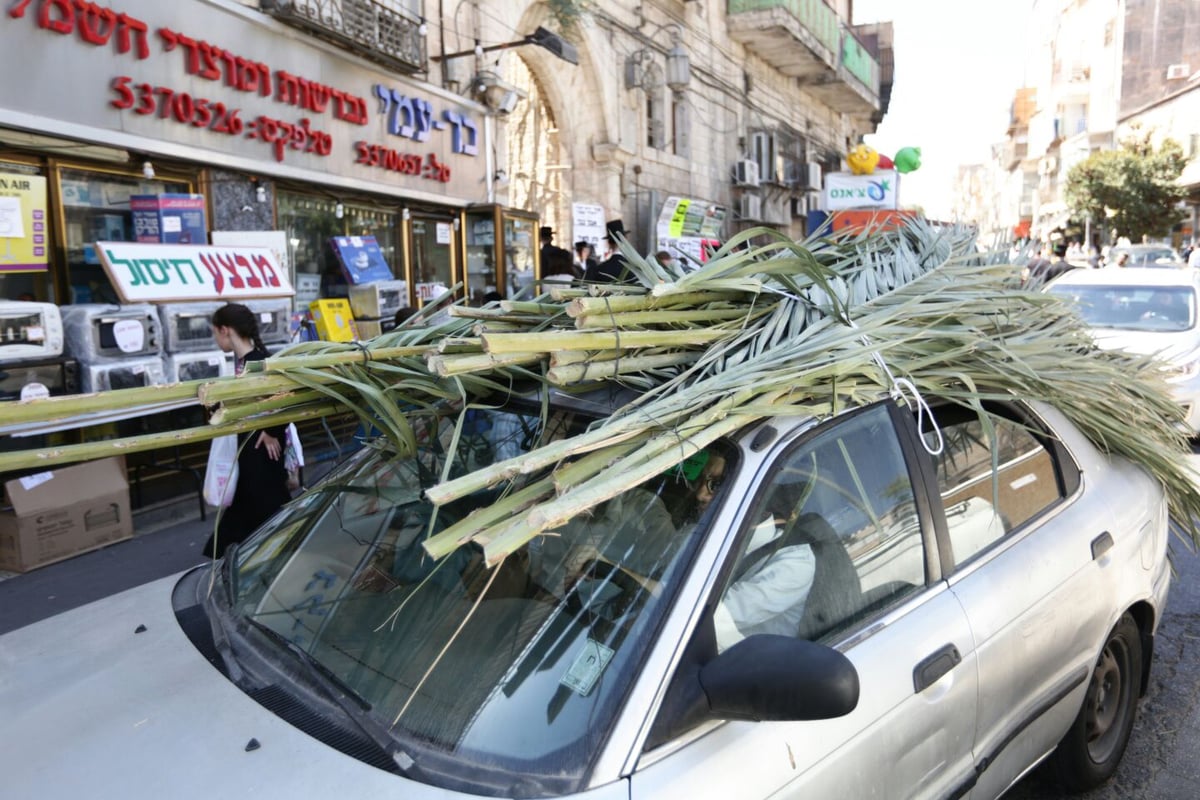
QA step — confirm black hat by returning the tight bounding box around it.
[539,226,553,239]
[605,219,626,236]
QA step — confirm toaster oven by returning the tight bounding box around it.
[80,356,166,393]
[0,357,79,402]
[61,304,162,363]
[347,280,408,320]
[163,350,233,383]
[245,299,292,346]
[0,301,64,362]
[157,302,223,354]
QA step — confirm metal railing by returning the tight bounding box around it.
[262,0,426,74]
[727,0,840,55]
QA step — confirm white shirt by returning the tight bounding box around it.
[714,518,816,652]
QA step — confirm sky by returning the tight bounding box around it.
[852,1,1034,219]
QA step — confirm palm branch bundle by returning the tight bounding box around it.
[3,219,1198,563]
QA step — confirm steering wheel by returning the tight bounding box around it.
[564,558,647,620]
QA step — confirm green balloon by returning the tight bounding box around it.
[894,146,922,173]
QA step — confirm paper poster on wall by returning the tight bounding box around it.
[436,222,453,244]
[0,173,48,273]
[571,202,605,248]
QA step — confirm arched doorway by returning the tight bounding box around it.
[502,56,568,246]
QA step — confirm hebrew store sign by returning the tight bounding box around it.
[1,0,487,199]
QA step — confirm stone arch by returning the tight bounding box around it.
[492,6,626,240]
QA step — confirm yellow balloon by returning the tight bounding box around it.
[847,144,880,175]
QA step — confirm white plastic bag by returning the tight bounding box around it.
[203,434,239,507]
[283,423,304,492]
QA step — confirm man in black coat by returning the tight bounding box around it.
[584,219,632,283]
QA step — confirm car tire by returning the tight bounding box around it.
[1052,612,1142,792]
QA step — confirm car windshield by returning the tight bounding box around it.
[1048,284,1196,332]
[1115,247,1179,265]
[221,401,729,795]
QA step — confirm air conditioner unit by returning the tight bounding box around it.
[739,194,762,220]
[1166,63,1189,80]
[790,196,808,218]
[734,159,760,187]
[804,161,823,190]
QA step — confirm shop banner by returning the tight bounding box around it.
[0,173,49,273]
[821,170,899,211]
[132,194,208,244]
[98,242,293,303]
[330,235,394,285]
[654,197,726,267]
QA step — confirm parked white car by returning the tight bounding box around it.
[0,389,1171,799]
[1048,267,1200,432]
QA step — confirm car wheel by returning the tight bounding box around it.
[1052,612,1142,792]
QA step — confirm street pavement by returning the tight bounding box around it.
[0,499,213,635]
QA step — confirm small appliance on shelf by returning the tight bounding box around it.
[0,301,64,363]
[80,356,166,393]
[61,303,162,363]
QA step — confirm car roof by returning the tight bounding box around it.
[1049,267,1199,289]
[1112,244,1176,252]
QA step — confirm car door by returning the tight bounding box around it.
[630,403,979,800]
[916,401,1116,797]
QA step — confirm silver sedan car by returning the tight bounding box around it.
[0,391,1171,799]
[1048,267,1200,433]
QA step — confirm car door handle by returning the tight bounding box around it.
[913,644,962,693]
[1091,531,1113,560]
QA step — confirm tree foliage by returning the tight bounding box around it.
[1064,128,1189,241]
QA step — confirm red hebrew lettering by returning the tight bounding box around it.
[115,13,149,59]
[275,70,300,105]
[216,253,245,290]
[307,82,330,114]
[160,29,201,74]
[9,0,34,19]
[239,60,270,96]
[198,42,222,81]
[74,0,117,46]
[197,253,225,294]
[39,0,74,34]
[250,254,281,288]
[233,254,262,289]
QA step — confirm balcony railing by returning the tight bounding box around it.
[261,0,427,75]
[727,0,881,115]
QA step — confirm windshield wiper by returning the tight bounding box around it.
[245,619,416,777]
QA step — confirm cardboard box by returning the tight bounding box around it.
[309,299,357,342]
[0,457,133,572]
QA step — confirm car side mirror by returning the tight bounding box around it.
[699,634,859,722]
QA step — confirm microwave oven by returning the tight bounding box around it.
[245,299,292,346]
[348,280,408,320]
[62,303,162,363]
[0,301,65,362]
[80,356,166,393]
[158,302,223,354]
[163,350,233,383]
[0,357,79,402]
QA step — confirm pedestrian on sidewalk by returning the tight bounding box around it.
[204,303,291,559]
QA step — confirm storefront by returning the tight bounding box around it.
[0,0,536,506]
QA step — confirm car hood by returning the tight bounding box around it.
[0,571,458,800]
[1089,328,1200,362]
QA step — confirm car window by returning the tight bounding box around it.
[1048,284,1196,331]
[925,405,1065,567]
[714,404,926,649]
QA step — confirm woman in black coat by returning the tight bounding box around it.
[204,303,292,559]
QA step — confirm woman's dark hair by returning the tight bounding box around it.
[212,302,266,352]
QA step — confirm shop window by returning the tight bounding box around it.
[0,160,50,302]
[59,167,188,304]
[410,215,455,306]
[279,192,401,302]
